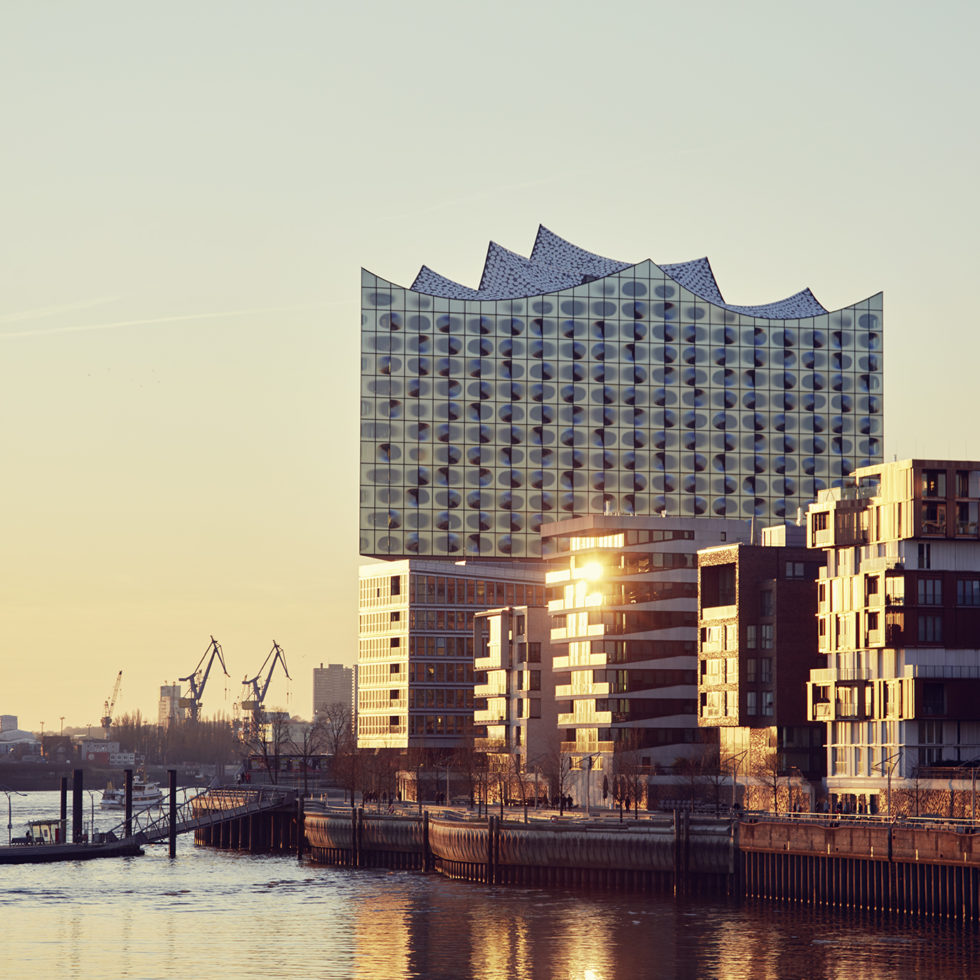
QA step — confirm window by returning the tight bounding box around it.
[761,624,774,649]
[865,575,879,599]
[746,625,757,650]
[745,658,757,682]
[918,615,943,643]
[958,579,980,606]
[921,470,946,498]
[746,691,758,715]
[957,470,971,498]
[390,636,400,648]
[918,543,931,569]
[762,691,774,716]
[389,663,400,674]
[922,683,946,715]
[921,502,946,535]
[516,614,525,635]
[813,512,828,531]
[760,658,772,683]
[760,591,774,617]
[527,642,541,663]
[917,579,942,605]
[867,611,879,631]
[785,562,805,579]
[391,575,401,596]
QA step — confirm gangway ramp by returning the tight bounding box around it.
[105,786,296,847]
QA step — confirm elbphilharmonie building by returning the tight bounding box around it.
[360,227,882,560]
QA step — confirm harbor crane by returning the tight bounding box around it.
[178,635,229,723]
[101,670,123,740]
[239,642,290,740]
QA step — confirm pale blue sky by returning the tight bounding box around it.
[3,1,978,728]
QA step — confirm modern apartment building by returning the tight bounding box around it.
[806,459,980,812]
[542,514,751,776]
[357,559,546,751]
[360,226,883,560]
[473,604,558,768]
[697,525,826,806]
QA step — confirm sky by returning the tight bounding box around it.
[3,1,979,732]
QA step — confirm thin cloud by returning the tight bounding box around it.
[0,296,120,324]
[0,301,351,339]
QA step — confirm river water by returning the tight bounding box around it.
[2,791,979,979]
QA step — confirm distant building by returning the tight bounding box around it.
[357,559,546,750]
[313,663,353,719]
[158,685,185,729]
[806,459,980,814]
[1,715,18,732]
[697,524,826,810]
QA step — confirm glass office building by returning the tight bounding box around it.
[360,226,883,560]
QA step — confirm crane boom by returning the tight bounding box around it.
[239,642,290,737]
[101,670,123,740]
[178,635,229,722]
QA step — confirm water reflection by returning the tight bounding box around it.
[3,794,980,979]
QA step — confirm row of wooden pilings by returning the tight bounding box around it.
[194,798,302,855]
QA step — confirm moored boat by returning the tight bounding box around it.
[101,777,164,809]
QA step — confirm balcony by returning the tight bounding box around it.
[814,702,833,721]
[555,682,610,698]
[700,604,736,621]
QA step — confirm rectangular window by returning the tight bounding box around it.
[391,575,401,596]
[867,611,879,630]
[921,502,946,536]
[746,625,757,650]
[918,578,942,605]
[760,591,774,617]
[921,470,946,498]
[760,658,772,683]
[813,512,828,531]
[918,615,943,643]
[746,691,757,715]
[745,658,757,682]
[762,691,774,716]
[865,575,879,598]
[958,579,980,606]
[918,543,931,570]
[786,562,805,579]
[761,624,774,649]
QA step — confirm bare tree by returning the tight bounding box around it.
[751,747,784,813]
[540,735,574,816]
[319,702,353,756]
[243,711,291,785]
[290,718,326,796]
[612,742,646,817]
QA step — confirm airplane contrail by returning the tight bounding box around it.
[0,301,351,339]
[0,296,120,324]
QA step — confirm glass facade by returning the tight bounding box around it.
[360,228,883,560]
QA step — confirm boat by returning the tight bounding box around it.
[101,776,164,809]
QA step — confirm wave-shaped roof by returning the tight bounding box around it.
[405,225,830,319]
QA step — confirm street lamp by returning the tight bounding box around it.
[873,750,902,817]
[0,786,26,844]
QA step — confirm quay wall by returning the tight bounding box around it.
[739,816,980,920]
[304,807,732,892]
